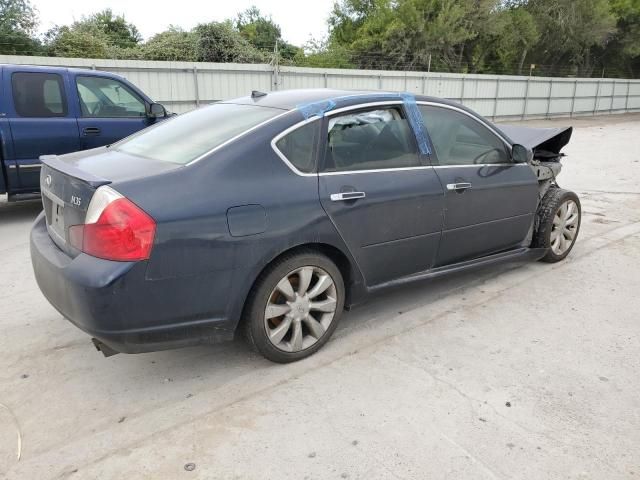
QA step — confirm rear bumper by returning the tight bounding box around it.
[30,213,234,354]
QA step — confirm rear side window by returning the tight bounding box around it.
[322,107,420,172]
[116,103,281,165]
[12,72,67,117]
[275,121,319,173]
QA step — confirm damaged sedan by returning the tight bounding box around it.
[30,89,580,363]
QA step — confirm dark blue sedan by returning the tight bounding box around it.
[30,89,581,363]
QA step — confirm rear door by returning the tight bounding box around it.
[74,74,152,149]
[419,103,538,267]
[318,103,444,287]
[6,68,80,192]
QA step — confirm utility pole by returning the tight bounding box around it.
[273,40,279,91]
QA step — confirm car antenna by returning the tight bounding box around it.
[251,90,268,98]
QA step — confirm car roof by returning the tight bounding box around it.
[0,63,123,77]
[224,88,465,111]
[222,88,508,140]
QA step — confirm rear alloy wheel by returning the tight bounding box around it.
[533,187,581,263]
[244,252,345,363]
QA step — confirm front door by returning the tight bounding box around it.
[74,74,152,149]
[7,70,80,192]
[419,104,539,267]
[318,104,444,287]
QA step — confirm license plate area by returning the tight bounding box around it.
[43,190,66,245]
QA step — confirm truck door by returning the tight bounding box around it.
[6,68,80,193]
[74,74,153,149]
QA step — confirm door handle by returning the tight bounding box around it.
[82,127,101,136]
[446,182,472,192]
[330,191,366,202]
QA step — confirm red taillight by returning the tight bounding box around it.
[70,197,156,261]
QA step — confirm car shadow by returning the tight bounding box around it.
[0,196,42,226]
[111,259,526,383]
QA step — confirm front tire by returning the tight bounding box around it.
[533,187,581,263]
[243,251,345,363]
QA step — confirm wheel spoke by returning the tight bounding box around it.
[297,267,313,295]
[307,274,333,299]
[303,315,325,339]
[310,298,337,313]
[553,214,562,227]
[550,229,559,243]
[268,316,292,344]
[564,226,576,240]
[551,234,561,252]
[290,320,303,351]
[565,202,575,219]
[265,303,291,319]
[560,202,568,220]
[276,276,296,301]
[565,213,579,226]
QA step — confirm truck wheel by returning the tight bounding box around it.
[533,187,581,263]
[243,251,345,363]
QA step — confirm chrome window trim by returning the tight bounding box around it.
[184,109,291,166]
[271,100,413,177]
[432,163,528,169]
[270,116,321,178]
[319,166,433,176]
[271,99,521,177]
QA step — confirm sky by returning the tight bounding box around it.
[31,0,334,46]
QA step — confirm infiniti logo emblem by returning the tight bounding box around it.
[45,175,52,187]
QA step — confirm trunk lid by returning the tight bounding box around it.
[40,147,180,257]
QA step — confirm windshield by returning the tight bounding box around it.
[116,103,282,165]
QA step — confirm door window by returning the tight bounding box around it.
[322,107,420,172]
[12,72,67,117]
[419,105,510,165]
[76,76,146,118]
[274,121,319,173]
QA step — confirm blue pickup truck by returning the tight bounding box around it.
[0,64,168,200]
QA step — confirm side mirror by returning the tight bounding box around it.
[147,103,167,119]
[512,144,533,163]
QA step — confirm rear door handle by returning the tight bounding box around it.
[446,182,472,192]
[330,191,366,201]
[82,127,101,136]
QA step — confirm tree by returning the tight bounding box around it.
[141,27,197,61]
[79,9,141,48]
[0,0,41,55]
[44,25,110,58]
[43,8,142,58]
[526,0,617,76]
[236,6,301,61]
[195,21,267,63]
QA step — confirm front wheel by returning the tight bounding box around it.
[533,187,581,263]
[243,251,345,363]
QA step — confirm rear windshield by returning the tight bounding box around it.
[115,103,282,165]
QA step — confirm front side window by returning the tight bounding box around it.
[76,76,146,118]
[419,105,510,166]
[115,103,281,165]
[275,121,319,173]
[323,107,420,172]
[12,72,67,117]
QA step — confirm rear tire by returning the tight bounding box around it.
[533,187,581,263]
[243,251,345,363]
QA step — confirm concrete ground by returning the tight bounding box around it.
[1,114,639,480]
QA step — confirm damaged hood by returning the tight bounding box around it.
[498,125,573,155]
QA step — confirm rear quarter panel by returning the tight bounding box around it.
[113,111,363,331]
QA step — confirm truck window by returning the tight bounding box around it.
[12,72,67,117]
[76,76,146,118]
